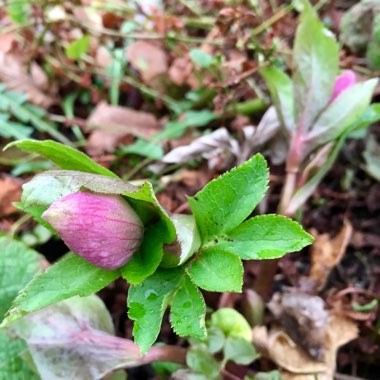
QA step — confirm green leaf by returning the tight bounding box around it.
[367,13,380,70]
[363,133,380,182]
[0,89,70,144]
[170,275,206,338]
[206,327,225,354]
[186,348,221,378]
[348,103,380,134]
[210,308,252,341]
[6,0,31,24]
[188,250,243,292]
[5,140,117,177]
[293,1,339,131]
[307,79,378,153]
[188,154,268,243]
[223,336,258,365]
[119,139,164,159]
[0,114,33,139]
[260,67,295,131]
[121,222,165,285]
[128,268,184,353]
[0,237,43,322]
[189,49,216,68]
[209,215,313,260]
[11,160,53,176]
[0,332,38,380]
[65,35,91,59]
[172,214,201,265]
[247,370,282,380]
[122,181,176,242]
[1,253,119,327]
[157,110,216,139]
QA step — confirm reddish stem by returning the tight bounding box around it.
[254,128,303,299]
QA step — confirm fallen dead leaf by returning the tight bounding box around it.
[308,222,353,290]
[0,33,15,52]
[86,102,159,156]
[327,287,378,322]
[0,176,22,217]
[169,56,193,85]
[268,291,329,360]
[126,40,168,83]
[0,49,55,108]
[253,315,358,380]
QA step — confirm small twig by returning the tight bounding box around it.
[48,114,88,129]
[251,3,294,36]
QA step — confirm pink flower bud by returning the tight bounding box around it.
[330,70,356,101]
[42,192,144,270]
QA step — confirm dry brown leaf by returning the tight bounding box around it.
[126,40,167,83]
[0,33,15,52]
[252,315,358,380]
[0,50,54,108]
[95,46,113,69]
[168,57,193,85]
[268,292,329,360]
[0,176,22,217]
[309,223,353,289]
[86,102,159,155]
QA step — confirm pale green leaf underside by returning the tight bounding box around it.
[223,336,258,365]
[210,214,313,260]
[307,79,378,153]
[171,214,201,265]
[260,67,295,132]
[210,308,252,341]
[188,250,243,292]
[293,2,339,131]
[188,154,268,244]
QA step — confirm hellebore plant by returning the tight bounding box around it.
[1,138,313,356]
[256,1,379,297]
[261,3,379,218]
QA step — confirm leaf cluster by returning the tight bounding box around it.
[1,139,312,353]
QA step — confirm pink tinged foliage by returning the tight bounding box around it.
[42,192,144,270]
[330,70,356,101]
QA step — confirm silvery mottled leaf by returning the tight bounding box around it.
[162,128,239,168]
[239,107,281,164]
[11,295,145,380]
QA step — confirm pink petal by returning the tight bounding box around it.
[42,192,144,270]
[331,70,356,101]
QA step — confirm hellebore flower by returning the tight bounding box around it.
[42,191,144,270]
[330,70,356,101]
